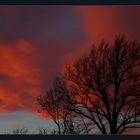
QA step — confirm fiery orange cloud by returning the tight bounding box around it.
[0,38,82,115]
[0,6,140,120]
[0,39,47,113]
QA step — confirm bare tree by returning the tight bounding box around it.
[37,78,62,134]
[38,128,48,135]
[12,128,28,135]
[64,35,140,134]
[37,77,76,134]
[37,77,93,135]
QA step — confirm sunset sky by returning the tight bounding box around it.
[0,6,140,134]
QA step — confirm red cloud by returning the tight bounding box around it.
[0,39,46,112]
[0,6,140,121]
[0,38,83,114]
[75,6,140,44]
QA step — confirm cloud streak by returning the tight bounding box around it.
[0,6,85,113]
[0,6,139,116]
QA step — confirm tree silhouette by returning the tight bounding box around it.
[38,128,48,135]
[12,128,28,135]
[37,35,140,134]
[64,35,140,134]
[37,77,65,134]
[37,77,94,134]
[37,77,79,134]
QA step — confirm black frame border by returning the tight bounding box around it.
[0,0,140,5]
[0,0,140,140]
